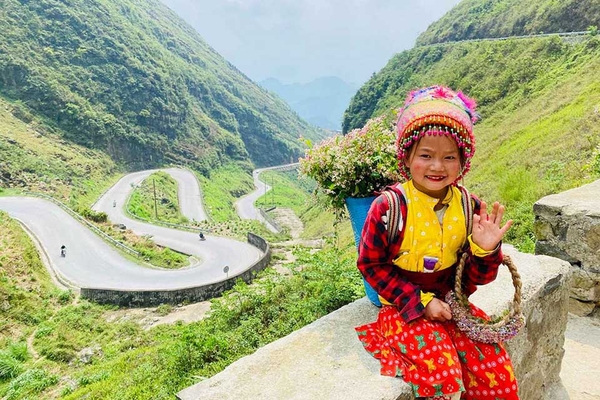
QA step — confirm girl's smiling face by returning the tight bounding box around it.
[405,134,462,198]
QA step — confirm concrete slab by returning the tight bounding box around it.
[562,314,600,400]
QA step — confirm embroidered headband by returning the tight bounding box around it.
[396,85,479,181]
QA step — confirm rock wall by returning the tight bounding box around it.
[177,246,571,400]
[534,179,600,316]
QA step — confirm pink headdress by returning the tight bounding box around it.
[396,85,479,181]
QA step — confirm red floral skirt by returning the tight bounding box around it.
[356,305,519,399]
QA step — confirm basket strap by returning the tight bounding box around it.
[457,184,473,237]
[383,190,400,244]
[382,184,407,244]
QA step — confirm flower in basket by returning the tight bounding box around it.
[299,110,403,217]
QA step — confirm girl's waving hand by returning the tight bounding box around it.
[472,201,513,251]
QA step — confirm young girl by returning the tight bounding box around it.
[355,86,519,400]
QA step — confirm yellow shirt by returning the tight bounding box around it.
[379,181,492,307]
[393,181,466,273]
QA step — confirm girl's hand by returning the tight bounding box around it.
[424,298,452,322]
[472,201,513,251]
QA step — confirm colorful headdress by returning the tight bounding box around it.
[396,85,479,181]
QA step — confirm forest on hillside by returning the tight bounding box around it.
[0,0,324,174]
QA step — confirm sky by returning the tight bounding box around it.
[160,0,462,85]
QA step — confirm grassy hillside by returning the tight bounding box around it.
[0,96,121,209]
[2,0,600,398]
[343,35,600,250]
[0,0,324,175]
[416,0,600,45]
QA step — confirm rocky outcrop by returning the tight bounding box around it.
[534,179,600,315]
[177,246,571,400]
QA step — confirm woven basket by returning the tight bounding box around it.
[445,253,525,343]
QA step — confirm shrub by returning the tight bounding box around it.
[299,111,401,216]
[0,353,23,379]
[80,208,108,223]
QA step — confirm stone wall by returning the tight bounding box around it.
[177,246,571,400]
[534,179,600,316]
[81,232,271,307]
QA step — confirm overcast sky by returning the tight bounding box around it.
[160,0,462,85]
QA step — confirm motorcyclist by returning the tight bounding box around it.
[199,231,205,241]
[60,245,66,257]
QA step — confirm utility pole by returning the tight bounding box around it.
[153,177,158,220]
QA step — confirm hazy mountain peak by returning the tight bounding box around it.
[260,76,359,131]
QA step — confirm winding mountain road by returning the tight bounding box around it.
[235,163,299,232]
[0,168,262,292]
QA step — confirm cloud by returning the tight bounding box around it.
[160,0,462,84]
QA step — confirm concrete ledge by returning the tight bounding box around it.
[177,246,571,400]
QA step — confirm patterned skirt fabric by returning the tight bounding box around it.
[355,305,519,399]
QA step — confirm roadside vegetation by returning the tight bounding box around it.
[0,97,121,209]
[415,0,599,45]
[257,169,349,241]
[127,171,186,225]
[0,191,360,399]
[196,163,256,222]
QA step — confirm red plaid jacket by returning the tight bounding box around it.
[357,184,503,322]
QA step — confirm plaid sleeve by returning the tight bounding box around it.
[356,192,425,322]
[462,194,503,291]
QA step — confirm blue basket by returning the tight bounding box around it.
[346,196,381,307]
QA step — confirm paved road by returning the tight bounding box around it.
[236,168,269,221]
[0,169,262,291]
[165,168,207,222]
[94,168,207,224]
[235,164,299,232]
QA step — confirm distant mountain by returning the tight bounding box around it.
[0,0,325,174]
[260,77,358,131]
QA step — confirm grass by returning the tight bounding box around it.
[465,48,600,251]
[127,171,187,225]
[257,170,342,241]
[196,164,255,222]
[0,96,122,210]
[345,36,600,251]
[0,205,361,399]
[93,222,190,269]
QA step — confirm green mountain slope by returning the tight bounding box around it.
[0,96,120,207]
[0,0,323,174]
[416,0,600,45]
[343,33,600,250]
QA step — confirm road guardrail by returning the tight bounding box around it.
[24,191,140,257]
